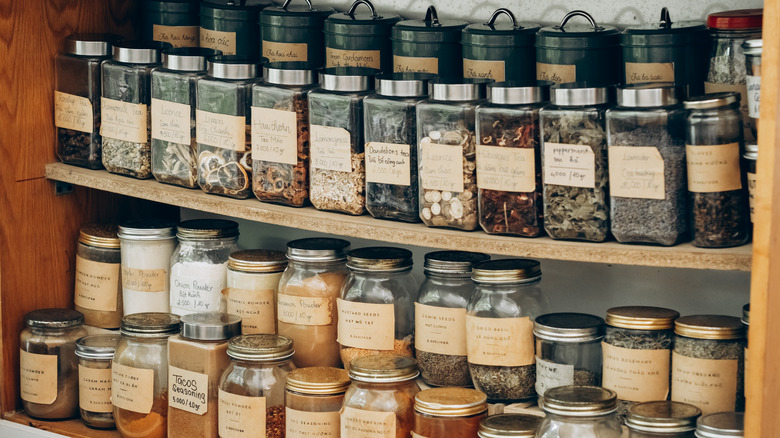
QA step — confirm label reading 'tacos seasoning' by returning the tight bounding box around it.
[686,143,742,193]
[326,48,381,69]
[465,315,535,367]
[340,406,396,438]
[536,62,576,84]
[543,142,596,188]
[477,145,536,192]
[54,91,93,133]
[112,362,154,414]
[263,41,308,62]
[671,352,738,415]
[79,365,113,413]
[153,24,199,48]
[224,288,276,334]
[624,62,675,84]
[365,142,411,186]
[337,299,395,350]
[100,98,148,144]
[152,98,192,145]
[252,107,298,166]
[75,255,120,311]
[169,365,209,415]
[200,28,237,55]
[219,390,266,438]
[122,266,167,292]
[286,407,340,438]
[601,342,670,402]
[196,110,247,151]
[608,146,666,200]
[414,303,467,356]
[421,140,464,193]
[535,356,575,397]
[277,293,333,326]
[310,125,352,172]
[463,59,505,82]
[393,55,439,74]
[20,349,58,404]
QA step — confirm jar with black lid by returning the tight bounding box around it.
[74,224,122,329]
[626,401,701,438]
[537,386,623,438]
[413,387,488,438]
[479,414,542,438]
[742,39,762,139]
[261,0,334,67]
[142,0,200,48]
[695,412,744,438]
[200,0,270,58]
[392,6,467,78]
[285,367,350,438]
[75,334,121,429]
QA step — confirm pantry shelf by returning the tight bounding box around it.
[4,411,119,438]
[45,162,753,271]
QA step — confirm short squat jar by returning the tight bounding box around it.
[75,334,121,429]
[142,0,200,47]
[284,367,350,438]
[225,249,288,335]
[74,224,122,329]
[391,6,467,78]
[537,386,623,438]
[695,412,744,438]
[477,413,543,438]
[625,401,701,438]
[413,387,488,438]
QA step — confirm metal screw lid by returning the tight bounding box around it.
[414,387,488,417]
[707,9,763,31]
[121,313,181,337]
[472,259,541,284]
[488,81,550,105]
[674,315,745,340]
[375,73,436,98]
[24,308,84,329]
[348,354,419,383]
[286,238,350,262]
[163,47,221,72]
[684,92,741,110]
[286,367,351,395]
[742,39,763,55]
[117,219,178,240]
[208,55,264,80]
[540,385,617,417]
[550,82,611,106]
[113,40,170,64]
[228,334,295,361]
[478,414,543,438]
[64,33,120,57]
[742,304,750,326]
[176,219,239,240]
[263,62,317,86]
[534,313,605,343]
[76,334,121,360]
[745,143,759,153]
[605,306,679,331]
[79,224,120,249]
[626,401,701,434]
[391,6,468,43]
[180,312,242,341]
[617,84,681,107]
[430,78,492,102]
[228,249,288,273]
[695,412,744,438]
[320,67,378,92]
[200,0,271,20]
[346,247,413,272]
[424,250,490,276]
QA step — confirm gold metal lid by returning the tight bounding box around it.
[286,367,351,394]
[478,414,543,438]
[78,224,120,249]
[626,401,701,433]
[540,385,617,417]
[227,334,294,361]
[176,219,239,240]
[348,354,419,383]
[120,313,181,337]
[472,259,541,284]
[228,249,288,273]
[674,315,745,340]
[346,247,413,272]
[605,306,679,330]
[414,387,487,417]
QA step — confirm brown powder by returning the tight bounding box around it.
[115,392,167,438]
[341,339,414,371]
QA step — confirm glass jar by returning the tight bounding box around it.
[742,303,750,381]
[417,78,490,230]
[537,386,623,438]
[308,67,377,215]
[118,219,178,315]
[743,144,757,223]
[534,312,605,397]
[540,83,611,242]
[606,85,688,246]
[277,238,350,368]
[168,312,241,438]
[364,73,433,223]
[626,401,701,438]
[478,413,543,438]
[391,6,467,78]
[225,249,288,334]
[602,306,679,419]
[671,315,746,415]
[169,219,240,316]
[285,367,350,438]
[196,55,263,199]
[251,62,318,206]
[113,313,181,438]
[341,354,420,438]
[413,387,488,438]
[339,247,418,369]
[200,0,270,58]
[55,34,117,169]
[101,41,169,179]
[142,0,200,48]
[75,334,121,429]
[218,334,296,438]
[19,309,86,420]
[415,250,489,387]
[74,224,122,329]
[466,259,549,402]
[151,48,219,188]
[476,82,548,237]
[260,0,334,68]
[684,92,750,248]
[695,412,744,438]
[742,39,762,140]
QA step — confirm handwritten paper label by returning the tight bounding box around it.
[465,315,534,367]
[278,293,333,326]
[170,262,227,314]
[75,255,120,311]
[311,125,352,172]
[152,98,191,145]
[219,390,266,438]
[225,288,276,334]
[625,62,675,84]
[365,142,411,186]
[326,48,381,69]
[748,171,757,222]
[20,350,57,404]
[393,55,439,74]
[477,145,535,192]
[287,408,340,438]
[200,27,237,55]
[601,342,670,402]
[197,110,246,151]
[252,107,298,166]
[263,41,308,62]
[686,143,742,193]
[705,82,754,142]
[535,356,574,397]
[169,365,209,415]
[463,59,505,82]
[608,146,666,199]
[337,299,394,350]
[153,24,199,48]
[671,352,738,415]
[536,62,576,84]
[543,142,596,188]
[54,91,93,133]
[421,140,464,193]
[100,98,148,143]
[340,406,395,438]
[112,362,154,414]
[122,267,166,293]
[746,75,761,118]
[79,365,113,413]
[414,303,467,356]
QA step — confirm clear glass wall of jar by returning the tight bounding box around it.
[75,334,121,429]
[743,144,757,223]
[742,39,762,139]
[225,249,287,335]
[285,367,351,438]
[537,386,623,438]
[477,413,543,438]
[626,401,701,438]
[413,387,488,438]
[694,412,744,438]
[74,224,122,329]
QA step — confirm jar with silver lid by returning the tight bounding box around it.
[743,143,757,223]
[225,249,288,335]
[74,224,122,329]
[695,412,744,438]
[75,334,121,429]
[742,39,761,139]
[478,413,543,438]
[626,401,701,438]
[537,386,623,438]
[413,387,488,438]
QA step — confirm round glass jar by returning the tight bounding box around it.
[74,224,122,328]
[415,250,489,387]
[277,238,350,368]
[142,0,200,48]
[695,412,744,438]
[218,334,296,438]
[260,0,334,68]
[169,219,240,316]
[391,6,467,78]
[200,0,270,58]
[113,313,181,438]
[538,386,623,438]
[534,312,605,397]
[413,387,488,438]
[626,401,701,438]
[742,39,762,140]
[466,259,549,402]
[743,144,757,223]
[284,367,350,438]
[19,309,86,420]
[75,334,121,429]
[478,413,543,438]
[225,249,287,334]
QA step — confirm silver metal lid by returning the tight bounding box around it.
[117,219,177,240]
[472,259,541,284]
[550,82,611,106]
[180,312,242,341]
[65,34,119,57]
[424,250,490,276]
[208,55,264,80]
[540,386,618,417]
[24,308,84,329]
[320,67,378,92]
[744,150,757,161]
[626,401,701,434]
[227,334,295,361]
[488,82,550,105]
[346,247,413,272]
[287,238,350,262]
[163,48,221,72]
[695,412,744,438]
[113,41,170,64]
[348,354,419,383]
[617,84,681,107]
[120,313,181,337]
[76,334,121,360]
[176,219,239,240]
[742,38,763,55]
[742,303,750,326]
[534,313,605,342]
[684,92,740,110]
[745,143,759,153]
[264,62,317,86]
[478,414,542,438]
[430,78,492,102]
[375,73,436,98]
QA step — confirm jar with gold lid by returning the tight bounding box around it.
[413,387,488,438]
[671,315,745,415]
[74,224,123,328]
[537,386,623,438]
[225,249,287,334]
[626,401,701,438]
[285,367,350,438]
[75,334,121,429]
[478,413,542,438]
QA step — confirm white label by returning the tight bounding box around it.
[170,262,227,315]
[112,362,155,414]
[535,356,574,396]
[365,142,411,186]
[196,110,246,151]
[420,140,465,193]
[169,365,209,415]
[477,145,536,192]
[219,390,266,438]
[287,408,340,438]
[54,91,93,133]
[252,107,298,166]
[311,125,352,172]
[747,75,761,118]
[152,98,191,145]
[543,142,596,188]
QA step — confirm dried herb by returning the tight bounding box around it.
[102,115,152,179]
[468,363,536,401]
[674,336,745,412]
[416,351,471,387]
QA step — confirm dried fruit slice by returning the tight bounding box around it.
[217,162,249,191]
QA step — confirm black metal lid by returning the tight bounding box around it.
[324,0,401,37]
[261,0,334,28]
[536,10,620,49]
[534,313,605,342]
[424,250,490,275]
[622,8,708,47]
[346,247,413,271]
[24,308,84,329]
[392,6,468,43]
[201,0,271,21]
[462,9,540,47]
[176,219,239,240]
[143,0,200,14]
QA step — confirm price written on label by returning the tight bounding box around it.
[543,142,596,188]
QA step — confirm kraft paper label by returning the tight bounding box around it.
[20,350,58,404]
[122,266,166,293]
[535,356,574,397]
[169,365,209,415]
[326,48,381,69]
[79,365,113,413]
[536,62,576,84]
[748,171,757,222]
[263,41,308,62]
[100,98,148,143]
[170,262,227,313]
[393,55,438,74]
[219,390,266,438]
[747,75,761,118]
[625,62,675,84]
[54,91,93,133]
[287,407,340,438]
[197,110,247,151]
[465,315,535,367]
[463,59,505,82]
[420,140,464,193]
[311,125,353,172]
[365,142,411,186]
[704,82,754,141]
[278,293,333,326]
[543,142,596,188]
[225,288,276,334]
[477,145,536,192]
[252,107,298,166]
[601,342,670,402]
[152,98,191,145]
[200,27,237,55]
[75,255,120,311]
[608,146,666,200]
[112,362,154,414]
[153,24,199,48]
[337,299,395,350]
[340,406,396,438]
[414,303,467,356]
[671,352,738,415]
[686,143,742,193]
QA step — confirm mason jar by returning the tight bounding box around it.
[742,39,762,140]
[74,224,122,329]
[225,249,288,335]
[260,0,334,67]
[200,0,270,58]
[478,413,543,438]
[537,386,623,438]
[284,367,350,438]
[695,412,744,438]
[413,387,488,438]
[75,334,121,429]
[626,401,701,438]
[391,6,467,78]
[142,0,200,48]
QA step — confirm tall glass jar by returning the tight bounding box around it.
[476,82,548,236]
[695,412,744,438]
[75,334,121,429]
[684,92,750,248]
[284,367,350,438]
[19,309,86,420]
[466,259,549,402]
[169,219,240,316]
[277,238,350,368]
[413,387,488,438]
[113,313,181,438]
[225,249,288,335]
[742,39,762,138]
[218,334,296,438]
[74,224,122,329]
[477,413,543,438]
[537,386,623,438]
[415,250,489,387]
[339,247,418,369]
[626,401,701,438]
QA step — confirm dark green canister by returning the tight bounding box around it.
[462,8,540,82]
[142,0,200,48]
[324,0,401,72]
[261,0,334,68]
[200,0,271,58]
[621,8,709,96]
[535,10,621,86]
[391,6,468,79]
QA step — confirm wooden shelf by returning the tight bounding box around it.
[45,162,753,271]
[4,412,118,438]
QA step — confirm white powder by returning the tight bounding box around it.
[169,261,228,316]
[120,238,176,315]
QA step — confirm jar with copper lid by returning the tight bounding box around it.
[74,224,123,328]
[341,354,420,438]
[413,387,488,438]
[695,412,744,438]
[225,249,287,334]
[75,334,121,429]
[537,386,622,438]
[285,367,350,438]
[478,413,543,438]
[626,401,701,438]
[671,315,745,415]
